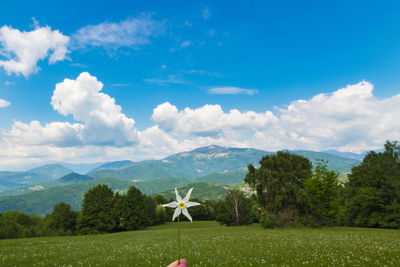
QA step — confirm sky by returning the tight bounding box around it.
[1,0,400,170]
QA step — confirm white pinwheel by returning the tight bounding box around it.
[162,188,200,222]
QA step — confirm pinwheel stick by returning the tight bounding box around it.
[178,215,181,265]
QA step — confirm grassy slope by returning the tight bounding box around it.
[0,222,399,266]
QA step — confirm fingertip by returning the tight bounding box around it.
[179,258,187,266]
[167,260,179,267]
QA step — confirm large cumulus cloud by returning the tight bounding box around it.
[4,72,138,148]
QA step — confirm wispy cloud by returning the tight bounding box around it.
[180,40,192,48]
[0,98,10,107]
[202,8,211,19]
[70,63,87,68]
[111,83,131,87]
[186,69,220,77]
[71,14,163,50]
[144,74,187,86]
[207,29,216,37]
[207,86,258,95]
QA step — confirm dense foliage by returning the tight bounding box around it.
[78,184,116,234]
[304,160,341,226]
[246,141,400,229]
[245,151,312,226]
[343,141,400,228]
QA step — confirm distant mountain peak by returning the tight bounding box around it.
[27,164,73,180]
[87,160,134,174]
[187,145,248,155]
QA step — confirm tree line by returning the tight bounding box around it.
[222,140,400,228]
[0,184,218,239]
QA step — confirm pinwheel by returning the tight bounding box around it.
[163,188,201,222]
[163,188,200,265]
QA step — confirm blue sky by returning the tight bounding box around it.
[0,0,400,170]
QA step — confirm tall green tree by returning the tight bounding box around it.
[78,184,115,234]
[143,195,157,226]
[110,192,124,232]
[47,202,78,235]
[119,186,147,230]
[345,141,400,228]
[304,160,341,225]
[245,151,312,218]
[0,211,22,239]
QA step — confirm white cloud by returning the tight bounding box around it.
[208,86,258,95]
[0,98,10,107]
[3,72,137,148]
[6,120,83,146]
[51,72,138,146]
[0,24,69,77]
[152,102,277,137]
[71,14,162,50]
[266,81,400,152]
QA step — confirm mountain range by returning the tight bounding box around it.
[0,145,366,216]
[88,146,361,181]
[0,164,72,192]
[0,146,362,193]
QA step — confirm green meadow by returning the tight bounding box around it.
[1,221,399,266]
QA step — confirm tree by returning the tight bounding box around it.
[155,205,169,224]
[0,211,43,239]
[78,184,115,234]
[245,151,312,220]
[304,160,341,225]
[143,195,157,226]
[110,192,124,232]
[216,189,252,226]
[47,202,78,235]
[344,141,400,228]
[119,186,147,230]
[0,211,22,239]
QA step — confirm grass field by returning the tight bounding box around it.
[1,221,399,266]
